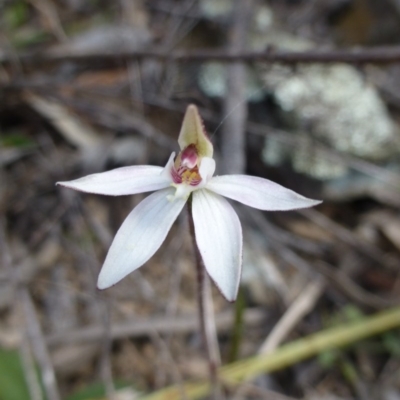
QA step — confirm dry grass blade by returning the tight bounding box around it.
[24,92,101,150]
[19,336,44,400]
[258,280,325,355]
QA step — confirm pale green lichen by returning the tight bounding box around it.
[197,3,400,180]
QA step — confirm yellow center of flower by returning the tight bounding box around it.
[171,144,202,186]
[180,168,201,185]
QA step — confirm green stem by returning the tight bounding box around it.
[228,287,245,363]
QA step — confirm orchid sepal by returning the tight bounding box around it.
[178,105,213,158]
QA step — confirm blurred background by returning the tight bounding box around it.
[1,0,400,399]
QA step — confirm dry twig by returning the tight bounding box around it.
[4,46,400,66]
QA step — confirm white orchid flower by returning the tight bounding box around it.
[57,105,321,301]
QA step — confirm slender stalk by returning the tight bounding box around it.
[228,288,245,363]
[187,197,222,399]
[100,299,116,400]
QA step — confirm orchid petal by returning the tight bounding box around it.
[178,105,213,158]
[97,188,186,289]
[192,189,242,301]
[199,157,216,183]
[207,175,321,211]
[160,152,176,180]
[57,159,174,196]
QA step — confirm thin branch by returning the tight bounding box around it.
[220,0,253,174]
[46,309,265,347]
[20,290,61,400]
[3,46,400,67]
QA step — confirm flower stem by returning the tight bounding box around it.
[187,197,223,400]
